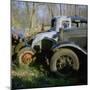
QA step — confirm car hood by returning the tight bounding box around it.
[31,30,58,48]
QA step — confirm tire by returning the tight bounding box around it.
[15,42,25,54]
[50,48,79,77]
[17,47,35,67]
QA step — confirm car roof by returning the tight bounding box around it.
[68,16,87,23]
[52,16,87,23]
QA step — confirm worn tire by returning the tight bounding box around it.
[50,48,79,77]
[15,42,25,54]
[17,47,35,67]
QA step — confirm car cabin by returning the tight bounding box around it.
[51,16,87,32]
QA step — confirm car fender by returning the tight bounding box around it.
[31,31,58,48]
[52,41,87,55]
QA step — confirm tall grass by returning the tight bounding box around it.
[11,63,81,89]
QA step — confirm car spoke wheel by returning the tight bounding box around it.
[50,48,79,77]
[56,55,74,75]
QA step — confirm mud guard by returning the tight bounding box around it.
[52,41,87,55]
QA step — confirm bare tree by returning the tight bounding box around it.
[47,4,54,18]
[25,2,36,31]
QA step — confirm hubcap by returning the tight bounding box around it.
[21,52,33,64]
[56,55,73,74]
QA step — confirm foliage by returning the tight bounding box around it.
[11,63,84,89]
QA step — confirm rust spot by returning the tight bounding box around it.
[21,53,33,64]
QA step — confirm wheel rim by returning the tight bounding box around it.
[21,52,33,64]
[56,55,74,75]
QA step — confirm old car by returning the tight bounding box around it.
[12,16,87,76]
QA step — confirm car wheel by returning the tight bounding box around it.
[17,47,35,67]
[50,48,79,77]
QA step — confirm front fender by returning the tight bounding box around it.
[31,37,57,49]
[52,42,87,55]
[51,42,87,77]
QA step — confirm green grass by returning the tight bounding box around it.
[11,63,83,89]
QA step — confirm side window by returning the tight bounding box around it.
[71,22,87,28]
[71,23,77,28]
[80,23,87,28]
